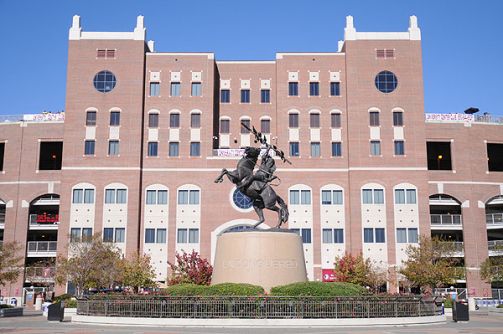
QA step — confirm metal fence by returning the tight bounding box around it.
[430,214,462,226]
[486,213,503,225]
[77,296,441,319]
[27,241,57,252]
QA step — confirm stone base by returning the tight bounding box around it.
[211,229,307,291]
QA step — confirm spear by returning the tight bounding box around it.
[241,122,292,165]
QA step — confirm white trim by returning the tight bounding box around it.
[349,167,427,171]
[429,181,503,186]
[217,61,275,64]
[148,52,214,59]
[0,181,61,185]
[276,52,344,59]
[62,167,140,171]
[141,167,427,172]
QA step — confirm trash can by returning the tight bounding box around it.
[453,299,469,322]
[47,301,65,322]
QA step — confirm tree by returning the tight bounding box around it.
[168,250,213,285]
[333,252,387,293]
[0,241,23,287]
[480,256,503,283]
[55,235,122,297]
[120,254,157,293]
[399,235,459,293]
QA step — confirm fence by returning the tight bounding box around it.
[27,241,57,253]
[430,214,462,226]
[486,213,503,225]
[77,296,441,319]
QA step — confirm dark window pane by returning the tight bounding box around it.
[369,112,380,126]
[191,113,201,128]
[261,119,270,133]
[169,142,179,157]
[309,82,319,96]
[220,119,230,134]
[261,89,270,103]
[191,82,202,96]
[331,113,341,128]
[394,140,405,155]
[332,142,342,157]
[150,82,160,96]
[488,143,503,172]
[393,111,403,126]
[1,143,6,171]
[148,142,158,157]
[39,142,63,170]
[375,71,398,93]
[241,89,250,103]
[190,142,200,156]
[288,82,298,96]
[86,111,97,126]
[220,89,230,103]
[310,113,320,128]
[289,114,299,128]
[170,114,180,128]
[427,142,452,170]
[289,142,299,157]
[241,119,250,134]
[110,111,120,126]
[170,82,180,96]
[148,113,159,128]
[103,228,114,242]
[375,228,386,243]
[330,82,340,96]
[84,140,95,155]
[93,70,116,93]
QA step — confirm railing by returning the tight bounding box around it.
[493,289,503,300]
[486,213,503,225]
[29,213,59,226]
[77,296,441,319]
[0,211,5,224]
[433,288,467,299]
[449,267,467,280]
[27,241,57,253]
[430,214,462,226]
[488,240,503,251]
[474,114,503,124]
[25,266,55,282]
[438,241,464,255]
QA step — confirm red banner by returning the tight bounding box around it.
[322,269,336,282]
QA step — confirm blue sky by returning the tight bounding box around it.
[0,0,502,116]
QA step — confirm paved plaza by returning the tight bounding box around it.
[1,312,503,334]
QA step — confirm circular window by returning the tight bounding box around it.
[93,70,117,93]
[232,188,253,210]
[374,71,398,93]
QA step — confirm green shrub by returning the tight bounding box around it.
[0,304,14,309]
[443,297,453,308]
[53,293,74,303]
[205,283,264,296]
[496,303,503,309]
[270,281,367,297]
[64,299,77,308]
[163,284,207,296]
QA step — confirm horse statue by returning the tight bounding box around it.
[214,146,289,228]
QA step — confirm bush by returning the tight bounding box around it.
[496,303,503,309]
[163,283,264,296]
[163,284,207,296]
[443,297,453,308]
[270,281,367,297]
[64,299,77,308]
[53,293,73,303]
[0,304,14,309]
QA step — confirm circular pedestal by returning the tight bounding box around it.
[212,230,307,291]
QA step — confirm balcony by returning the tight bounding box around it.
[486,213,503,226]
[430,214,462,229]
[25,266,55,283]
[440,241,464,257]
[27,241,57,257]
[29,213,59,230]
[0,211,5,225]
[488,240,503,256]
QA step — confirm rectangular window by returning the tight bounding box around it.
[260,119,270,134]
[331,142,342,157]
[148,113,159,128]
[178,190,188,204]
[260,89,270,103]
[148,142,158,157]
[301,190,311,205]
[408,228,418,243]
[321,190,332,205]
[70,228,81,242]
[146,190,156,204]
[169,142,179,157]
[309,82,319,96]
[289,190,300,205]
[110,111,120,126]
[311,142,320,157]
[374,189,384,204]
[39,142,63,170]
[289,142,299,157]
[310,113,320,128]
[156,228,166,243]
[189,228,199,243]
[330,82,340,96]
[190,142,200,157]
[334,229,344,243]
[150,82,160,96]
[301,228,312,244]
[220,119,230,134]
[191,114,201,128]
[362,189,373,204]
[116,189,127,204]
[395,189,405,204]
[375,228,386,243]
[115,228,125,243]
[427,142,452,170]
[394,140,405,156]
[82,228,92,242]
[289,114,299,128]
[220,89,230,103]
[331,113,341,128]
[406,189,417,204]
[369,112,380,126]
[288,82,298,96]
[364,228,374,243]
[108,140,119,156]
[72,189,83,203]
[333,190,343,205]
[370,141,381,156]
[103,228,114,243]
[86,111,97,126]
[393,111,403,126]
[241,89,250,103]
[170,82,180,96]
[84,189,94,204]
[189,190,200,204]
[191,82,202,96]
[84,140,95,155]
[322,229,333,243]
[487,143,503,172]
[145,229,155,243]
[241,119,250,134]
[157,190,168,204]
[396,228,407,243]
[177,228,187,243]
[170,114,180,128]
[105,189,115,204]
[0,143,3,171]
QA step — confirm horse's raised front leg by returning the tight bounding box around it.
[253,206,265,228]
[214,168,228,183]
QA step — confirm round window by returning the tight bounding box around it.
[232,188,253,210]
[93,70,117,93]
[374,71,398,93]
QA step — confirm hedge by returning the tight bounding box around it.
[270,281,367,297]
[163,283,264,296]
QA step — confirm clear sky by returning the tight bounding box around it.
[0,0,502,116]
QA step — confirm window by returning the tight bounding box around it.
[39,142,63,170]
[191,113,201,128]
[394,140,405,155]
[103,228,114,242]
[370,141,381,156]
[289,114,299,128]
[146,190,156,205]
[189,190,200,204]
[376,49,394,59]
[105,188,126,204]
[369,112,380,126]
[93,70,116,93]
[177,229,188,243]
[191,82,202,96]
[331,113,341,128]
[82,228,92,242]
[190,142,200,157]
[241,119,250,134]
[148,142,158,157]
[290,190,299,205]
[364,228,374,243]
[70,228,81,242]
[115,228,125,243]
[393,111,403,126]
[73,189,94,204]
[289,142,299,157]
[116,189,127,203]
[170,113,180,128]
[395,189,405,204]
[311,142,320,157]
[310,113,320,128]
[241,89,250,103]
[334,229,344,243]
[330,82,340,96]
[487,143,503,172]
[105,189,115,204]
[332,142,342,157]
[169,142,179,157]
[220,119,230,134]
[322,229,344,243]
[84,189,94,203]
[375,228,385,243]
[108,140,119,156]
[292,228,312,244]
[260,119,270,133]
[322,229,333,243]
[110,111,120,126]
[170,82,180,96]
[145,229,155,243]
[189,228,199,243]
[362,189,384,204]
[178,189,200,204]
[150,82,160,96]
[158,190,168,204]
[406,189,416,204]
[86,111,97,126]
[309,82,319,96]
[72,189,83,204]
[157,229,166,243]
[375,70,398,93]
[322,190,343,205]
[408,228,418,243]
[232,188,253,209]
[261,89,270,103]
[374,189,384,204]
[220,89,230,103]
[97,49,116,58]
[148,113,159,128]
[288,82,298,96]
[426,142,452,170]
[396,228,407,243]
[301,190,311,204]
[84,140,95,155]
[0,142,4,171]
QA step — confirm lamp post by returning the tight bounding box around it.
[437,154,443,170]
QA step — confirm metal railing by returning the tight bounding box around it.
[29,213,59,226]
[433,288,467,299]
[77,296,441,319]
[493,289,503,300]
[439,241,464,254]
[25,267,55,282]
[430,214,462,226]
[486,213,503,225]
[488,240,503,251]
[27,241,57,253]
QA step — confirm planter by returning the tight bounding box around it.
[0,307,24,317]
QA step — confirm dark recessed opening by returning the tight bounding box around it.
[427,142,452,170]
[0,143,4,171]
[39,142,63,170]
[487,143,503,172]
